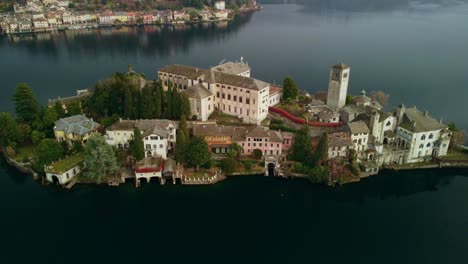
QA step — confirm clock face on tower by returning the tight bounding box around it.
[331,70,341,81]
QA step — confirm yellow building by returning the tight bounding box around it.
[54,115,100,147]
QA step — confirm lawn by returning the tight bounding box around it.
[443,149,468,161]
[14,145,37,162]
[48,153,85,174]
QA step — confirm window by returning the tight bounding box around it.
[253,99,256,104]
[246,98,250,104]
[427,143,431,147]
[228,94,231,100]
[421,135,426,140]
[234,96,237,101]
[429,133,433,139]
[160,144,163,148]
[146,144,151,150]
[419,144,423,149]
[222,94,225,99]
[239,97,243,103]
[386,121,391,126]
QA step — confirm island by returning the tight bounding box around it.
[1,59,467,188]
[0,0,261,35]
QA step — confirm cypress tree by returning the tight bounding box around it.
[154,83,163,118]
[13,83,40,123]
[131,127,145,161]
[54,101,66,118]
[123,86,134,119]
[180,93,191,119]
[141,85,154,119]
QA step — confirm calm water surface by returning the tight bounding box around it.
[1,2,468,263]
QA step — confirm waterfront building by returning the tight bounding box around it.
[328,132,354,159]
[327,63,350,110]
[236,126,284,156]
[45,153,83,185]
[105,119,178,159]
[172,10,186,21]
[213,10,229,20]
[143,13,154,24]
[53,115,100,146]
[394,105,451,163]
[198,10,211,21]
[134,156,163,183]
[158,62,270,125]
[193,122,292,157]
[33,17,49,29]
[98,11,115,25]
[347,121,370,153]
[215,1,226,10]
[113,12,129,23]
[182,84,215,121]
[192,122,245,155]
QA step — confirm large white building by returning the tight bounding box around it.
[394,105,451,163]
[105,119,178,159]
[158,61,269,125]
[327,63,350,110]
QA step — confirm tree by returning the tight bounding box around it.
[130,127,145,161]
[175,129,188,163]
[253,149,263,159]
[31,130,46,144]
[154,82,163,118]
[345,94,353,105]
[66,102,82,116]
[282,76,299,102]
[314,91,328,103]
[185,137,211,170]
[179,115,189,139]
[36,139,64,168]
[370,91,390,107]
[230,142,243,160]
[289,125,312,162]
[310,132,328,166]
[54,101,66,118]
[448,122,465,149]
[13,83,40,123]
[348,149,359,175]
[221,157,237,175]
[189,10,198,20]
[141,85,154,119]
[179,93,191,119]
[83,134,119,183]
[165,84,174,119]
[41,107,59,137]
[123,86,134,118]
[308,165,329,185]
[0,112,18,147]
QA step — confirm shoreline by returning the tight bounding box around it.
[3,148,468,188]
[0,8,261,36]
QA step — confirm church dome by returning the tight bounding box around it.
[353,90,371,104]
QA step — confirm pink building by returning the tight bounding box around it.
[143,13,153,24]
[237,126,284,156]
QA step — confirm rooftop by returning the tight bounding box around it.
[328,132,354,148]
[210,61,251,76]
[332,63,350,70]
[347,121,370,134]
[54,115,100,136]
[159,64,206,79]
[398,107,447,133]
[45,153,84,174]
[182,84,213,99]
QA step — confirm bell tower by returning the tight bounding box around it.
[327,63,350,110]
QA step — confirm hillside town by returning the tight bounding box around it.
[1,58,466,189]
[0,0,260,34]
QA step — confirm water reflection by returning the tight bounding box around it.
[0,13,253,58]
[273,0,468,12]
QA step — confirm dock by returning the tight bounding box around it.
[64,179,77,190]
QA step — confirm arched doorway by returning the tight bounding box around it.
[51,175,60,185]
[383,138,389,145]
[267,163,275,177]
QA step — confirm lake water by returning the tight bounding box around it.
[1,2,468,263]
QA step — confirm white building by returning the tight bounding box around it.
[33,18,49,29]
[347,121,370,153]
[182,84,215,121]
[44,154,83,185]
[158,62,269,125]
[105,119,178,159]
[269,85,282,107]
[327,63,350,110]
[215,1,226,10]
[394,105,451,163]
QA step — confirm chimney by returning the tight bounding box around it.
[424,111,429,117]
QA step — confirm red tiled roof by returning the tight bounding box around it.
[269,85,281,95]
